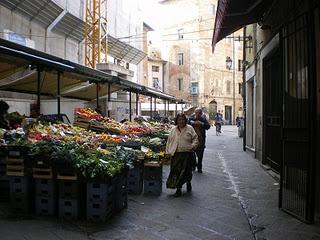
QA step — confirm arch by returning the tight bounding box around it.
[208,100,217,120]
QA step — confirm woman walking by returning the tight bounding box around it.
[166,113,198,197]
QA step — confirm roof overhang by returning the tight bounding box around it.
[0,0,63,27]
[212,0,274,52]
[144,87,176,102]
[107,35,147,65]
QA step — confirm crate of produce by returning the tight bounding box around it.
[59,198,80,220]
[73,121,90,130]
[33,167,54,179]
[144,161,162,181]
[57,168,78,181]
[6,158,25,176]
[86,181,116,222]
[35,195,57,216]
[143,179,162,195]
[74,114,91,123]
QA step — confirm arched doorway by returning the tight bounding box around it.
[208,100,217,120]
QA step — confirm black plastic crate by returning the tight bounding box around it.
[87,181,115,202]
[128,178,143,195]
[128,165,143,179]
[0,162,7,180]
[86,199,115,222]
[143,180,162,195]
[58,180,79,199]
[6,146,29,158]
[35,179,56,197]
[10,193,33,214]
[59,198,80,220]
[9,176,31,195]
[115,189,128,211]
[0,180,10,202]
[144,165,162,181]
[35,195,57,216]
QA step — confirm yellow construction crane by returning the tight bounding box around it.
[85,0,107,69]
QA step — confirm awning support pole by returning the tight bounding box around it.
[175,102,178,116]
[57,72,61,116]
[37,67,41,116]
[129,91,132,121]
[164,100,167,117]
[108,82,111,117]
[96,83,99,109]
[136,93,139,115]
[150,97,153,118]
[154,98,157,116]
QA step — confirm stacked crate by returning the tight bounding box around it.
[0,148,9,202]
[127,157,144,195]
[115,169,128,212]
[33,161,57,216]
[86,179,116,222]
[73,115,90,130]
[57,169,82,220]
[6,147,33,214]
[143,161,163,195]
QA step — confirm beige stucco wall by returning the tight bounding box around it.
[160,0,243,122]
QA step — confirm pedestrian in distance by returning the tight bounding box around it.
[214,110,223,135]
[188,108,211,173]
[0,100,10,130]
[166,113,199,197]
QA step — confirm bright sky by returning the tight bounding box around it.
[141,0,165,48]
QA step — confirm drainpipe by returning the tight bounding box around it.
[243,26,247,152]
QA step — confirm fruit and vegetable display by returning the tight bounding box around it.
[0,107,173,180]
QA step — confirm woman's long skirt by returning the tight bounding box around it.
[166,152,194,189]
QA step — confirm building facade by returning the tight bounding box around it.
[218,0,320,223]
[160,0,243,123]
[0,0,145,121]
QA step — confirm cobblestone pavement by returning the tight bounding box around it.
[0,126,319,240]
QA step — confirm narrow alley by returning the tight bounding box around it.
[1,126,319,240]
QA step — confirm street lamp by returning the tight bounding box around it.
[226,56,232,70]
[226,35,236,126]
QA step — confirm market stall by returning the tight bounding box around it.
[0,107,172,221]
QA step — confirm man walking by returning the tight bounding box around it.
[188,108,210,173]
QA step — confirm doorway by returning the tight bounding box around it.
[225,106,232,125]
[263,48,282,173]
[279,13,316,222]
[209,100,217,120]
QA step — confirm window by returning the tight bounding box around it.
[178,28,184,40]
[152,65,159,72]
[153,77,160,90]
[191,82,198,95]
[238,59,243,71]
[178,53,184,65]
[226,81,231,94]
[178,78,183,91]
[238,83,243,94]
[209,4,216,15]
